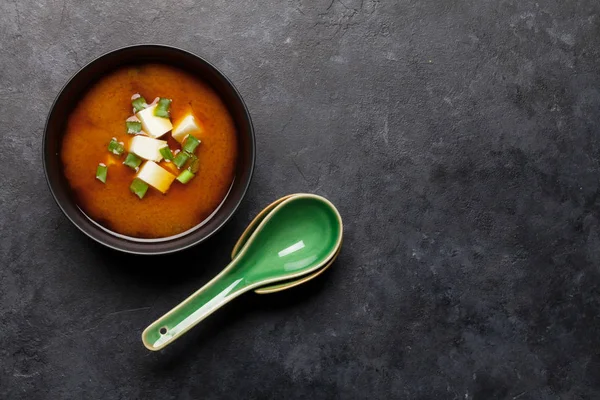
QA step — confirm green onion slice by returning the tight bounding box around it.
[130,178,149,199]
[176,170,195,184]
[132,97,148,112]
[173,152,189,169]
[126,121,142,134]
[108,138,125,156]
[96,164,107,183]
[154,98,171,118]
[188,156,200,174]
[159,146,174,161]
[182,134,201,153]
[123,153,142,170]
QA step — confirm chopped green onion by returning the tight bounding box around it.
[96,164,107,183]
[123,153,142,170]
[126,121,142,134]
[182,134,201,153]
[173,152,189,169]
[130,178,149,199]
[132,97,147,112]
[176,170,195,184]
[154,98,171,118]
[159,146,174,161]
[108,138,125,156]
[188,156,200,174]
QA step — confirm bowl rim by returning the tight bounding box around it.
[42,44,255,255]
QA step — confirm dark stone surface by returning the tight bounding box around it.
[1,0,600,398]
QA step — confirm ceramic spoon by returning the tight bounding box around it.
[230,194,342,294]
[142,194,343,351]
[253,245,342,294]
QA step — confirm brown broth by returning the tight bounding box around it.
[61,64,238,238]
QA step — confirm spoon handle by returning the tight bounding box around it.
[142,264,249,351]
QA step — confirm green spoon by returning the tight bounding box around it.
[253,243,342,294]
[230,194,343,294]
[142,194,343,351]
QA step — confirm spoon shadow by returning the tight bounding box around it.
[140,263,336,371]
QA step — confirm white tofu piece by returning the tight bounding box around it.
[137,161,176,194]
[129,136,168,162]
[136,104,173,138]
[172,114,203,143]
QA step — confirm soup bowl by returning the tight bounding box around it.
[43,45,255,254]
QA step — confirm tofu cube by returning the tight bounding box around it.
[172,114,204,143]
[136,104,173,138]
[137,161,176,194]
[129,136,168,162]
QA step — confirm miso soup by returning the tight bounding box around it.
[61,64,238,238]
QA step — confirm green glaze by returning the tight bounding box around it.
[229,194,342,294]
[142,194,343,351]
[254,243,342,294]
[230,194,294,262]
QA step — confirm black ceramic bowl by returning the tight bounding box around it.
[43,45,255,255]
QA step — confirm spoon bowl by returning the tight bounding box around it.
[230,194,295,260]
[253,243,342,294]
[230,194,342,294]
[142,194,343,350]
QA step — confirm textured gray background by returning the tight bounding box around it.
[1,0,600,399]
